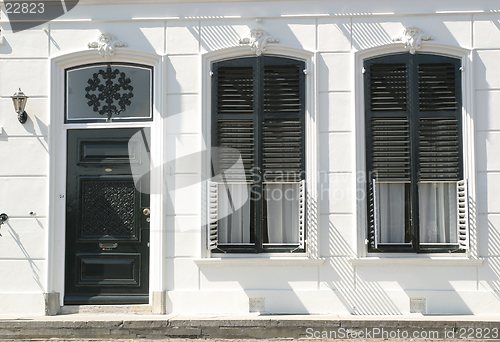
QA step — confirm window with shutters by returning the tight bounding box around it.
[208,56,306,253]
[364,53,469,253]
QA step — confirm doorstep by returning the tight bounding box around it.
[60,305,153,315]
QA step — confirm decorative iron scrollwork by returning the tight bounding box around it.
[85,65,134,121]
[80,180,136,238]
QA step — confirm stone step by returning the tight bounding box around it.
[60,305,152,315]
[1,317,500,340]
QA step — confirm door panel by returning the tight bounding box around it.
[65,128,150,305]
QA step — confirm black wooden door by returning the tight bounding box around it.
[65,128,150,304]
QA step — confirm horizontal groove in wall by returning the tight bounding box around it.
[0,135,47,139]
[318,90,352,94]
[475,89,500,93]
[320,171,353,174]
[166,53,200,57]
[0,96,48,99]
[0,57,48,61]
[0,175,47,178]
[0,258,45,261]
[319,130,353,133]
[475,88,500,92]
[165,92,199,96]
[473,48,500,52]
[316,50,353,54]
[1,217,47,220]
[320,212,355,215]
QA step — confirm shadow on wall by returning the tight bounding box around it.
[342,22,393,51]
[324,220,401,315]
[6,220,45,292]
[196,20,241,52]
[485,219,500,299]
[194,19,313,54]
[199,262,310,314]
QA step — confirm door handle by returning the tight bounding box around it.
[99,242,118,251]
[143,208,150,216]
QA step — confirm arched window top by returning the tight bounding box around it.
[65,63,153,123]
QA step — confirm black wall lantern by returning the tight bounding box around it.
[12,88,28,124]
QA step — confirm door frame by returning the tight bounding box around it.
[48,50,165,309]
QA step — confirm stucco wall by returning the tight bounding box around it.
[1,0,500,316]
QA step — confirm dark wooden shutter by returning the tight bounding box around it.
[261,59,305,182]
[416,58,462,181]
[212,59,256,182]
[365,56,410,250]
[366,60,410,181]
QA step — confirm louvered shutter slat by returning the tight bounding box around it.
[207,181,219,250]
[418,118,460,180]
[418,63,458,112]
[370,64,407,112]
[217,67,254,114]
[298,180,306,249]
[216,120,254,182]
[264,64,302,113]
[457,179,469,250]
[262,119,304,182]
[370,118,411,180]
[367,178,377,249]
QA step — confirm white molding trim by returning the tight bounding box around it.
[353,43,476,259]
[47,49,164,307]
[200,46,319,259]
[351,257,484,266]
[195,257,325,266]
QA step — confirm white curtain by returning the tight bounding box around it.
[265,183,300,244]
[217,183,251,244]
[377,183,407,244]
[419,182,457,244]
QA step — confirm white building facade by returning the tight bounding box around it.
[0,0,500,316]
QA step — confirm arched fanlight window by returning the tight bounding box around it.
[65,63,153,123]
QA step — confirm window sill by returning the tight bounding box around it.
[350,256,484,266]
[194,256,325,267]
